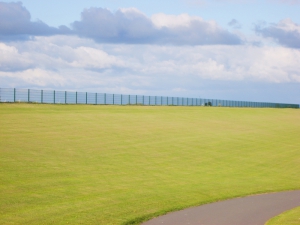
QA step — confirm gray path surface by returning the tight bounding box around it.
[142,190,300,225]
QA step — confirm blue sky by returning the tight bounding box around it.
[0,0,300,104]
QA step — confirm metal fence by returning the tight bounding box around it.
[0,88,298,108]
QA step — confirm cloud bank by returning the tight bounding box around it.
[71,7,242,45]
[255,19,300,48]
[0,2,70,40]
[0,2,241,45]
[1,36,300,87]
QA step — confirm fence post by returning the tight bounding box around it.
[121,94,122,105]
[54,90,55,104]
[65,91,67,104]
[41,90,43,103]
[86,92,87,104]
[143,95,144,105]
[14,88,16,102]
[129,95,130,105]
[136,95,137,105]
[95,93,97,105]
[28,89,30,102]
[104,93,106,105]
[113,94,114,105]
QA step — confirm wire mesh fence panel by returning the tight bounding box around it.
[87,92,96,104]
[127,95,135,105]
[66,91,76,104]
[192,98,196,106]
[136,95,144,105]
[0,88,298,108]
[189,98,194,106]
[198,98,202,106]
[176,97,181,106]
[160,96,165,105]
[53,91,65,104]
[112,94,120,105]
[166,97,171,105]
[95,93,105,104]
[191,98,195,106]
[76,92,86,104]
[184,97,188,106]
[169,97,172,105]
[15,89,29,102]
[0,88,14,102]
[28,89,42,103]
[104,94,113,105]
[155,96,160,105]
[143,95,150,105]
[173,97,177,106]
[120,95,129,105]
[41,90,54,103]
[187,98,190,106]
[147,96,154,105]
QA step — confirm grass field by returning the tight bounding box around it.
[0,104,299,225]
[266,207,300,225]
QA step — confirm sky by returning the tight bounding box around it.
[0,0,300,104]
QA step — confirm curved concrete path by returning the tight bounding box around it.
[142,190,300,225]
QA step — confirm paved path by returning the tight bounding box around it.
[142,190,300,225]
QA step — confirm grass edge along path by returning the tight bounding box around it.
[126,189,300,225]
[265,206,300,225]
[0,104,299,225]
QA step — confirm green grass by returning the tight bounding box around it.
[0,103,299,225]
[266,207,300,225]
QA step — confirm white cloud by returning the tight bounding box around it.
[0,43,34,71]
[0,38,123,72]
[0,68,66,87]
[71,7,242,45]
[1,36,300,103]
[0,2,69,40]
[151,13,205,28]
[69,47,123,69]
[255,18,300,48]
[1,36,300,89]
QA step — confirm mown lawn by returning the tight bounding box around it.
[0,104,299,224]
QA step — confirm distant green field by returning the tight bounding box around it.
[266,207,300,225]
[0,104,299,225]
